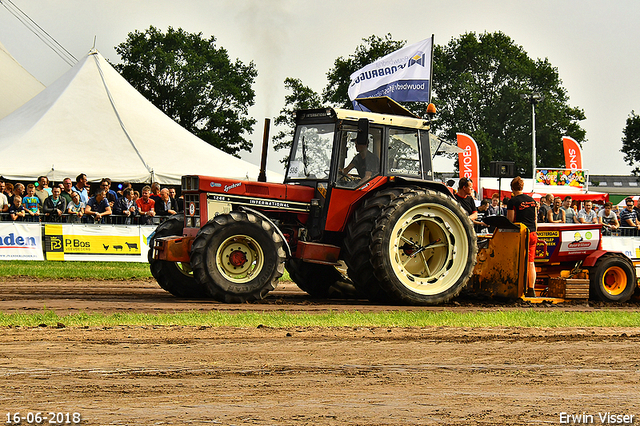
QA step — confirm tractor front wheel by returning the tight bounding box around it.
[589,254,636,302]
[190,211,287,303]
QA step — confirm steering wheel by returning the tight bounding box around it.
[338,170,360,184]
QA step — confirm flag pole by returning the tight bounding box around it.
[429,34,434,103]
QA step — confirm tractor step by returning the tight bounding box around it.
[295,241,341,265]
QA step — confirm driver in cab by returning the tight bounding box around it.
[339,136,379,182]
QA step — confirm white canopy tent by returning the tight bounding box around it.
[0,49,277,184]
[0,40,45,120]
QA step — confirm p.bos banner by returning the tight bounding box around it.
[44,224,154,262]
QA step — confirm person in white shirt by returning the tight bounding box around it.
[577,200,598,224]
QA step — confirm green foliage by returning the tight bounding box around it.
[272,77,323,161]
[114,26,257,157]
[621,111,640,175]
[276,31,587,176]
[432,31,586,175]
[273,35,406,156]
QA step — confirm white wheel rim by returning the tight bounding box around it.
[216,235,264,283]
[389,204,469,295]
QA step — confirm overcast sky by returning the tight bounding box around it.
[0,0,637,176]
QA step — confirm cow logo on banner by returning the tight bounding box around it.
[562,136,583,170]
[457,133,479,194]
[348,36,433,107]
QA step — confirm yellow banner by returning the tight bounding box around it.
[44,224,149,261]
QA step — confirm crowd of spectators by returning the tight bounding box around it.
[482,193,640,236]
[531,194,640,236]
[446,178,640,237]
[0,174,182,225]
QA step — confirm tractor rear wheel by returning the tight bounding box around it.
[190,211,287,303]
[345,187,477,305]
[589,254,636,302]
[148,214,210,298]
[344,188,399,302]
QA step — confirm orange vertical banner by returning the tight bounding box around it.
[562,136,583,170]
[457,133,479,194]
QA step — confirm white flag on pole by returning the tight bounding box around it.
[348,37,433,106]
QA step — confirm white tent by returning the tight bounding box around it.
[0,40,45,120]
[0,49,276,184]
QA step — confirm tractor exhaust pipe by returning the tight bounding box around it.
[258,118,270,182]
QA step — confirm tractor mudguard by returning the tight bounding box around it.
[583,250,612,267]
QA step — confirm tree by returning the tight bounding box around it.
[432,31,586,176]
[621,111,640,175]
[273,34,405,156]
[272,78,323,162]
[275,31,585,176]
[115,26,257,157]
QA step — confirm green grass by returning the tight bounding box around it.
[1,310,640,328]
[0,261,153,280]
[1,261,638,329]
[0,261,291,281]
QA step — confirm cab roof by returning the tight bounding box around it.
[296,96,430,131]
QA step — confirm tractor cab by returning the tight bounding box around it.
[284,97,435,191]
[284,98,437,238]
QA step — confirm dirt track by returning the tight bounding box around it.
[1,278,639,425]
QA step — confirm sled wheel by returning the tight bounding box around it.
[590,254,636,302]
[190,211,286,303]
[148,214,210,298]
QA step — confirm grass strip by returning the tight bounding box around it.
[1,310,640,328]
[0,261,153,280]
[0,261,291,281]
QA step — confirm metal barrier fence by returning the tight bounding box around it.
[1,211,639,237]
[0,212,169,226]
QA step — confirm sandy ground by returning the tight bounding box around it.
[0,278,639,425]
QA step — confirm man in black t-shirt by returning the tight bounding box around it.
[454,177,477,218]
[507,176,538,297]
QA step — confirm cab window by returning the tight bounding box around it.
[387,128,421,177]
[287,123,335,180]
[336,126,382,188]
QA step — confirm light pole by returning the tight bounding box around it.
[521,92,544,184]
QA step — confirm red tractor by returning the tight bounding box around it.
[149,98,477,305]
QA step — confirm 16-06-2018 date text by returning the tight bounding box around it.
[5,412,81,424]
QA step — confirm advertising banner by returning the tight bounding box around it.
[348,37,433,106]
[562,136,583,170]
[535,168,587,189]
[0,222,44,260]
[457,133,479,194]
[601,235,640,261]
[44,224,154,262]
